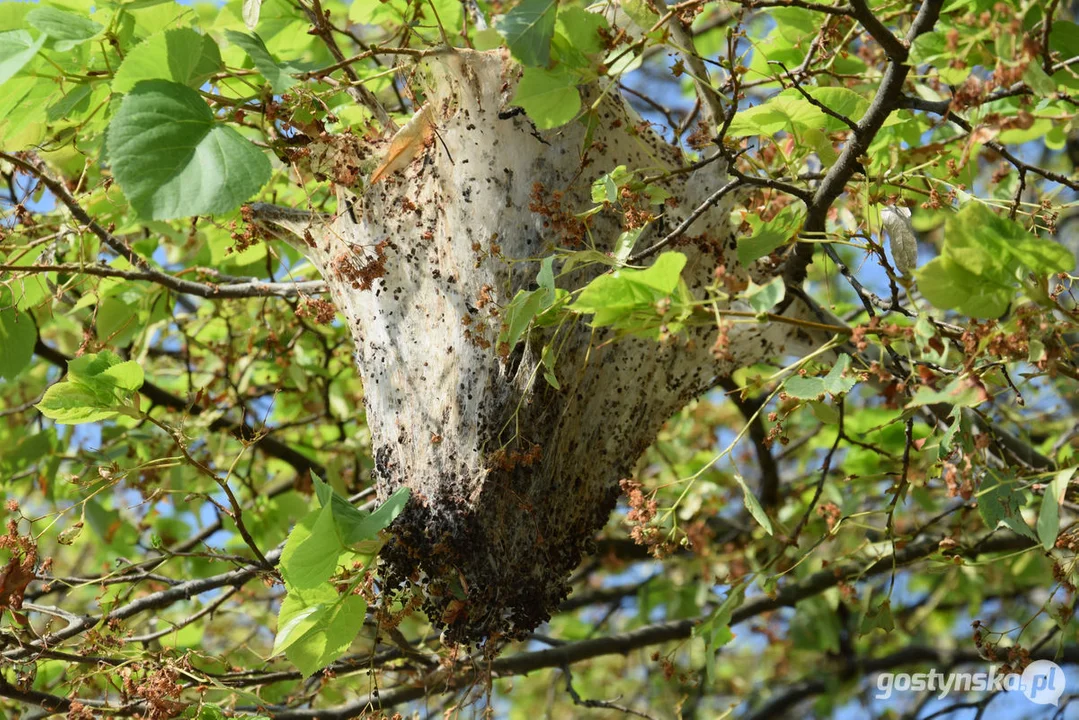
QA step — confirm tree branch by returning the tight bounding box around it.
[0,263,326,299]
[784,0,945,288]
[0,152,150,269]
[652,0,725,128]
[4,548,281,662]
[743,644,1079,720]
[722,0,854,17]
[243,532,1036,717]
[899,96,1079,191]
[847,0,908,61]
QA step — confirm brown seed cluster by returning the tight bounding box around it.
[488,442,542,472]
[620,478,674,558]
[232,205,264,254]
[297,297,338,324]
[122,665,185,720]
[529,182,587,247]
[332,239,389,290]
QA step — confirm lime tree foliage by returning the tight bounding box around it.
[2,0,1079,716]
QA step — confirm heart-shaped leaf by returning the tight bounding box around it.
[106,80,271,220]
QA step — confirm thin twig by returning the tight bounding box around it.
[627,178,741,263]
[0,263,326,299]
[562,665,658,720]
[789,400,844,541]
[1,152,149,269]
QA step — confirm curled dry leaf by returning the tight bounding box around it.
[369,104,435,185]
[0,555,34,625]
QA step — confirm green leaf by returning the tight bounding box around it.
[809,399,840,424]
[46,83,94,122]
[906,376,986,409]
[99,361,146,393]
[309,477,410,552]
[909,31,946,65]
[537,255,556,292]
[555,6,608,55]
[694,584,745,683]
[786,357,860,400]
[511,65,581,130]
[541,343,560,389]
[802,87,870,127]
[949,203,1073,275]
[36,383,121,424]
[737,205,804,265]
[338,486,410,548]
[280,503,343,590]
[1037,467,1076,551]
[591,165,630,204]
[821,353,856,396]
[1050,20,1079,58]
[732,473,773,535]
[68,351,145,396]
[26,7,103,51]
[0,308,35,381]
[34,351,145,424]
[106,80,271,220]
[112,28,223,94]
[571,251,686,328]
[725,89,868,138]
[497,0,557,66]
[915,256,1011,319]
[498,258,560,350]
[473,27,504,51]
[860,598,894,635]
[349,0,409,25]
[612,228,642,265]
[978,470,1037,541]
[1024,62,1056,96]
[783,375,824,400]
[744,276,784,313]
[937,410,963,459]
[224,30,297,92]
[274,582,367,676]
[0,30,45,86]
[274,587,335,649]
[620,0,660,30]
[0,431,55,475]
[285,593,367,677]
[791,596,841,653]
[499,287,553,350]
[915,203,1074,317]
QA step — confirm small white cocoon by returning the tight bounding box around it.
[881,205,918,274]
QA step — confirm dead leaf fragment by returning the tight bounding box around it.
[369,104,435,185]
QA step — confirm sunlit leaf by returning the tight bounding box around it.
[0,30,45,86]
[571,251,686,328]
[280,503,343,590]
[26,7,103,51]
[224,30,298,92]
[1037,467,1076,551]
[0,308,35,381]
[497,0,557,66]
[112,28,223,94]
[733,473,773,535]
[744,276,785,313]
[106,80,271,219]
[511,65,581,130]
